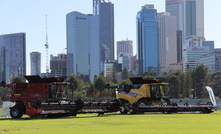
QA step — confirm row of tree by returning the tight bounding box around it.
[1,64,221,104]
[64,64,221,99]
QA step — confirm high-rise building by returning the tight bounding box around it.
[50,54,67,77]
[103,60,122,77]
[158,12,177,74]
[200,50,221,73]
[30,52,41,75]
[182,0,204,39]
[66,11,100,81]
[183,36,205,48]
[117,38,133,59]
[202,41,214,53]
[137,4,159,75]
[130,55,137,74]
[182,36,214,71]
[166,0,204,64]
[166,0,183,31]
[67,0,115,81]
[0,33,26,84]
[183,47,209,71]
[93,0,115,61]
[166,0,183,63]
[177,30,183,62]
[118,54,131,71]
[117,38,133,71]
[0,46,5,82]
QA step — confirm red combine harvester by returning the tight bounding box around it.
[3,75,120,118]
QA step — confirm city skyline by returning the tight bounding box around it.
[0,0,220,74]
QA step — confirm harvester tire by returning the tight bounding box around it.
[119,99,128,114]
[10,106,24,119]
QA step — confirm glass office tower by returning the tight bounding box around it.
[137,4,159,75]
[183,0,204,39]
[166,0,183,31]
[0,33,26,84]
[66,11,100,81]
[93,0,115,61]
[30,52,41,75]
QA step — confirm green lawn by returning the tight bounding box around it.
[0,111,221,134]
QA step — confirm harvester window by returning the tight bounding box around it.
[56,84,68,99]
[151,85,163,99]
[50,85,57,98]
[151,85,158,98]
[157,86,164,97]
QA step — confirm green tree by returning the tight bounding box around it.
[209,71,221,98]
[192,64,209,98]
[143,71,158,79]
[67,74,83,99]
[183,65,193,98]
[129,71,134,77]
[0,76,23,102]
[11,76,24,84]
[112,68,118,83]
[121,67,129,80]
[86,82,97,98]
[167,75,181,98]
[0,87,12,101]
[94,76,106,97]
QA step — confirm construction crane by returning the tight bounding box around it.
[61,48,67,54]
[45,15,49,77]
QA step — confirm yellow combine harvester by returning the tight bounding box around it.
[108,77,214,114]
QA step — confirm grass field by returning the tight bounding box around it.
[1,110,221,134]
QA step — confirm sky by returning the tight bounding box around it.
[0,0,220,75]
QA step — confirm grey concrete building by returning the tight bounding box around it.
[158,12,177,74]
[50,54,67,77]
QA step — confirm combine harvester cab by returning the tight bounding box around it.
[108,77,215,114]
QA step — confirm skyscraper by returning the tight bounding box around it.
[30,52,41,75]
[166,0,183,31]
[183,47,209,71]
[183,36,207,71]
[158,12,177,74]
[176,30,183,62]
[93,0,115,61]
[182,0,204,39]
[66,1,115,81]
[117,38,133,71]
[137,4,159,75]
[0,33,26,84]
[66,11,100,81]
[200,51,221,73]
[117,38,133,59]
[50,54,67,77]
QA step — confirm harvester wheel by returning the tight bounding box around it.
[119,100,128,114]
[138,98,152,106]
[10,106,24,119]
